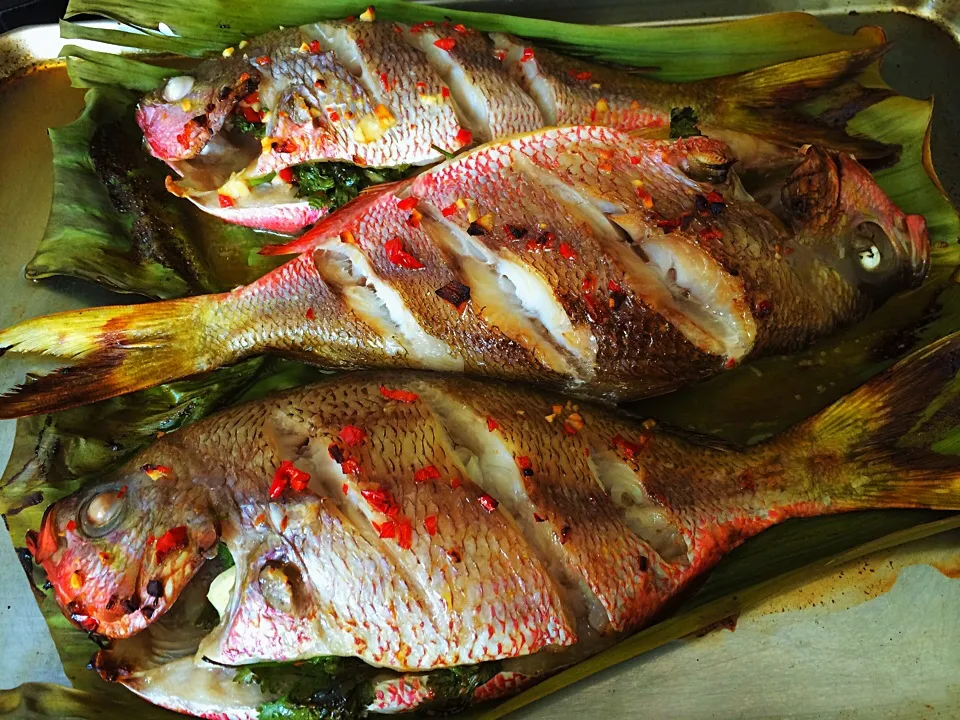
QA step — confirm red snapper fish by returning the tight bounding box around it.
[0,128,928,418]
[138,17,889,232]
[26,331,960,717]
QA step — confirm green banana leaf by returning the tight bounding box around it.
[29,84,283,299]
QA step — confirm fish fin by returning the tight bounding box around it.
[789,332,960,511]
[0,297,226,418]
[707,45,895,160]
[260,179,409,256]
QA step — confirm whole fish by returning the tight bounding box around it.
[0,128,928,418]
[140,17,888,232]
[27,332,960,718]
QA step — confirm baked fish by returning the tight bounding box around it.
[141,17,888,232]
[0,129,928,418]
[26,332,960,718]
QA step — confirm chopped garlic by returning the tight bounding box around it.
[360,6,376,21]
[373,103,397,130]
[354,112,386,143]
[221,47,235,58]
[238,39,249,49]
[162,74,195,102]
[218,173,251,199]
[206,565,237,619]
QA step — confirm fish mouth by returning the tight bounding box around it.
[25,503,60,564]
[903,213,930,288]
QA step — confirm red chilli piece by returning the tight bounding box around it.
[396,196,419,211]
[116,485,128,499]
[255,55,271,66]
[558,243,578,261]
[146,534,155,545]
[725,357,737,370]
[424,515,439,536]
[611,433,643,459]
[450,476,462,489]
[456,128,473,146]
[635,187,654,209]
[379,385,419,403]
[305,307,315,320]
[434,37,456,51]
[278,167,295,183]
[396,518,413,549]
[339,425,367,447]
[154,526,188,563]
[308,39,321,53]
[486,416,499,432]
[66,520,77,532]
[478,494,499,513]
[240,106,262,124]
[516,456,534,477]
[385,237,425,270]
[414,465,441,483]
[441,86,451,99]
[218,194,234,208]
[340,457,362,476]
[329,110,340,122]
[375,520,396,539]
[441,203,458,217]
[342,483,349,495]
[629,156,641,165]
[520,47,535,62]
[379,71,390,92]
[698,227,724,242]
[362,488,399,516]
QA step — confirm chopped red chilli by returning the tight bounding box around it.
[308,39,321,53]
[441,86,450,98]
[339,425,367,446]
[305,307,315,320]
[66,520,77,532]
[342,483,349,495]
[414,465,441,483]
[558,243,578,261]
[278,167,294,183]
[424,515,439,536]
[379,385,419,403]
[456,128,473,145]
[396,518,413,549]
[385,238,425,269]
[520,47,535,62]
[451,476,462,489]
[142,464,171,480]
[396,196,418,211]
[374,520,396,539]
[486,416,499,432]
[116,485,128,499]
[255,55,270,65]
[380,71,390,91]
[362,488,401,517]
[516,456,534,476]
[434,37,456,51]
[698,227,724,242]
[435,280,471,312]
[441,203,458,217]
[218,194,234,208]
[611,433,645,459]
[155,526,188,563]
[340,457,362,476]
[478,494,499,512]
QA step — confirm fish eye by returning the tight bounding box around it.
[79,488,126,538]
[850,221,894,276]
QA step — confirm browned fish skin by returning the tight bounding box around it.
[0,129,929,419]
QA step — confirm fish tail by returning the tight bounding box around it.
[783,332,960,512]
[703,45,895,161]
[0,294,232,418]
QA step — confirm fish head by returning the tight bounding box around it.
[26,465,218,639]
[780,145,930,310]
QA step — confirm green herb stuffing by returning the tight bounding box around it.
[232,114,266,138]
[235,657,375,720]
[669,106,702,139]
[216,542,235,569]
[425,663,501,711]
[290,162,411,213]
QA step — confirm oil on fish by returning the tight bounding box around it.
[0,128,928,418]
[141,17,889,232]
[26,330,960,718]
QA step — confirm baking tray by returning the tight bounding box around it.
[0,1,958,717]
